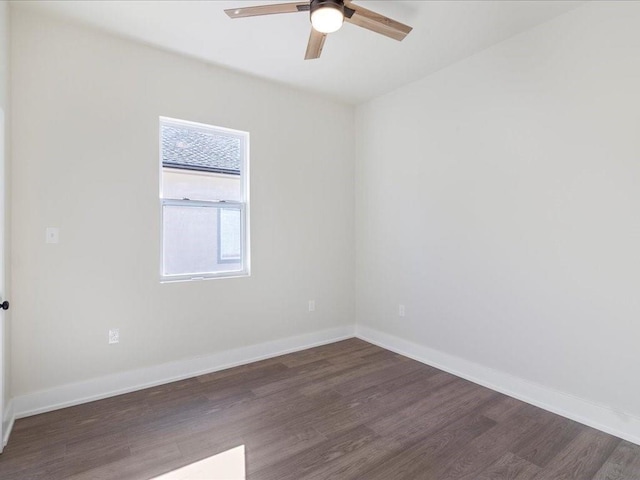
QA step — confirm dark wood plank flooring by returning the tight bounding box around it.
[0,338,638,479]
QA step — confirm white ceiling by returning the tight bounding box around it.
[15,0,583,104]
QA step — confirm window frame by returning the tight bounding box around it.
[159,117,250,282]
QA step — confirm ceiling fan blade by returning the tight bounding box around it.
[225,2,310,19]
[344,2,412,41]
[305,28,327,60]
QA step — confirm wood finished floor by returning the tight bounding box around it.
[1,338,639,479]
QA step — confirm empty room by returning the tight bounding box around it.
[0,0,639,478]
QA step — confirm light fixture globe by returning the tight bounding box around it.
[310,0,344,34]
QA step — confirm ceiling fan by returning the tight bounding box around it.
[225,0,413,60]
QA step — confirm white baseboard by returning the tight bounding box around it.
[10,323,640,449]
[12,325,355,420]
[2,399,14,449]
[355,324,640,447]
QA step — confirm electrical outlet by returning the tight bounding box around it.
[308,300,315,312]
[108,328,119,344]
[45,227,60,244]
[398,304,406,317]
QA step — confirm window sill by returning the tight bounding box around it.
[160,271,250,283]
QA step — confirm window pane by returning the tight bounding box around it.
[219,208,242,262]
[162,204,243,276]
[161,123,243,202]
[162,169,242,202]
[161,124,241,174]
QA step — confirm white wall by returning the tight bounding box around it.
[356,0,640,420]
[10,8,354,398]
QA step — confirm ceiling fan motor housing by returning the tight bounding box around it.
[310,0,345,19]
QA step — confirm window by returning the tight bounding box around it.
[160,117,249,281]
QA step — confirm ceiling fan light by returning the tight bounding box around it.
[311,2,344,34]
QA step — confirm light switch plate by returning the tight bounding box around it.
[109,328,119,344]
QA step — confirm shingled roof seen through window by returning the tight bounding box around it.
[161,124,241,175]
